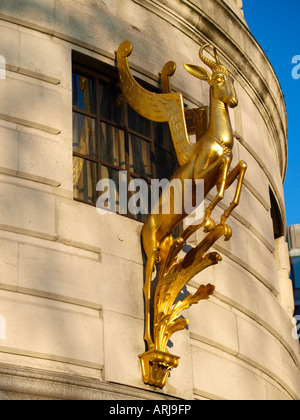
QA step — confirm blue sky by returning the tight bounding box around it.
[242,0,299,227]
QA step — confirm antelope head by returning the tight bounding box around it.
[184,44,238,109]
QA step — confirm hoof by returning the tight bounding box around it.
[223,224,232,241]
[203,217,216,233]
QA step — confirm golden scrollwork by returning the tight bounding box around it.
[116,41,247,388]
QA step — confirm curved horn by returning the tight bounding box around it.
[199,44,218,71]
[213,47,220,65]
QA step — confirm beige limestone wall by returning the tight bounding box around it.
[223,0,245,22]
[0,0,299,400]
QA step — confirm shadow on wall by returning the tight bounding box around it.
[0,0,163,62]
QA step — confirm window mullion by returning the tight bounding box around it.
[124,102,131,187]
[96,77,102,196]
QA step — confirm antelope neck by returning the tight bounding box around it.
[207,90,234,148]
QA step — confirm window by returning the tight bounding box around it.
[291,256,300,290]
[269,188,284,239]
[72,57,178,222]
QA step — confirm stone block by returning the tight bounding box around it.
[0,179,56,239]
[247,230,278,293]
[212,257,261,320]
[54,0,116,52]
[97,252,144,318]
[18,131,72,188]
[166,330,194,400]
[19,30,71,87]
[237,83,267,160]
[213,208,278,293]
[0,0,55,29]
[206,155,274,253]
[239,143,270,209]
[246,190,275,251]
[18,239,144,319]
[0,74,62,134]
[0,126,18,175]
[275,237,295,318]
[229,185,274,252]
[275,236,290,271]
[0,22,19,71]
[57,197,144,262]
[0,125,72,188]
[18,240,102,306]
[278,306,300,362]
[261,139,283,188]
[279,345,300,399]
[102,310,145,388]
[0,232,18,289]
[0,289,103,368]
[277,270,295,319]
[265,380,292,400]
[211,254,298,365]
[212,210,249,269]
[192,341,267,400]
[187,297,239,356]
[237,315,283,382]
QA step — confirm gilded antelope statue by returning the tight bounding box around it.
[116,41,247,382]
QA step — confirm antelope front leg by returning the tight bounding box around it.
[220,160,247,226]
[203,154,232,232]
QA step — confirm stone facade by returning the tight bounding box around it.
[0,0,299,400]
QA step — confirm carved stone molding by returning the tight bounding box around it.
[0,364,176,400]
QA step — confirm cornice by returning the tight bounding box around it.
[0,363,176,400]
[133,0,288,180]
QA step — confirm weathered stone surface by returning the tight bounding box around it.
[0,178,56,239]
[0,290,103,368]
[0,0,297,401]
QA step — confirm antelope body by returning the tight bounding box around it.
[141,45,247,350]
[116,41,247,351]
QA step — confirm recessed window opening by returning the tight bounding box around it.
[269,188,284,240]
[72,52,178,223]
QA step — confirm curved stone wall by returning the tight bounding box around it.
[0,0,298,400]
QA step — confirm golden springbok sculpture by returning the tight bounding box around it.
[116,41,247,387]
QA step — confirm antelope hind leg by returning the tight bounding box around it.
[202,154,232,232]
[220,160,247,225]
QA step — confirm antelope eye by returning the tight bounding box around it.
[215,76,224,84]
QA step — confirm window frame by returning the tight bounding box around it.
[72,54,178,222]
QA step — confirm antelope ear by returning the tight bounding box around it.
[184,64,211,83]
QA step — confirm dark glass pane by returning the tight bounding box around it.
[72,72,96,114]
[128,105,151,137]
[154,122,173,150]
[99,165,120,214]
[73,157,97,204]
[100,123,126,169]
[292,256,300,289]
[73,112,97,158]
[129,135,152,179]
[128,177,150,223]
[99,82,124,125]
[154,147,178,180]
